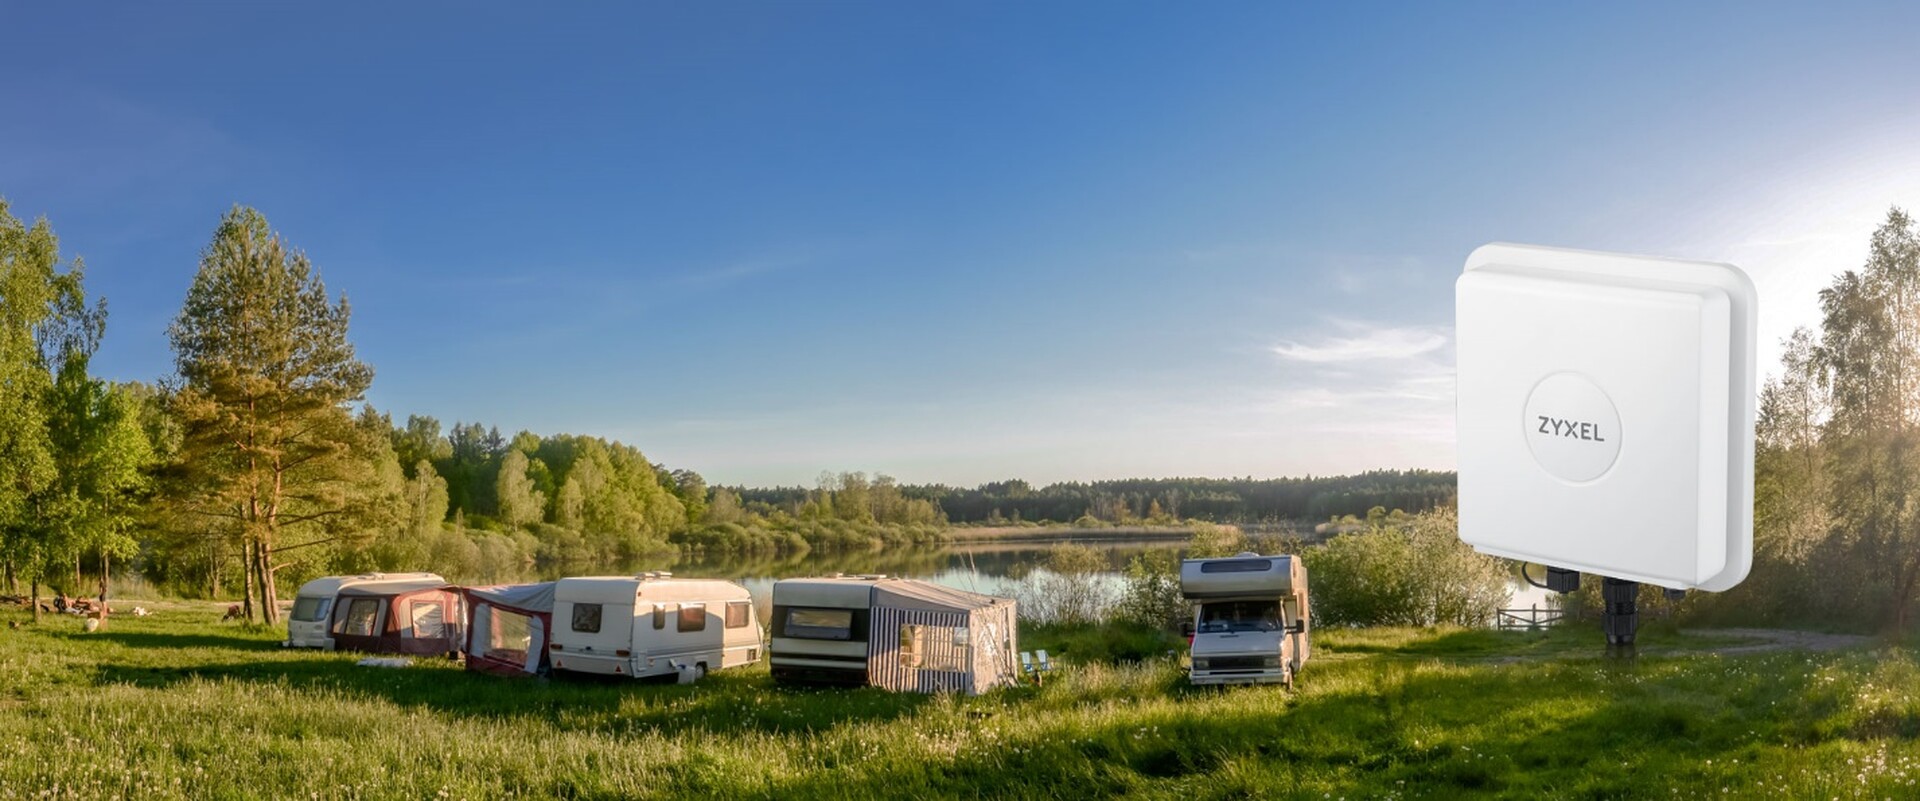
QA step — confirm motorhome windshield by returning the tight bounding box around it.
[291,596,330,622]
[1198,600,1282,633]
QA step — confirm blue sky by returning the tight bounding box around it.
[4,4,1919,486]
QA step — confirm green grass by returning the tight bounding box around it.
[0,602,1910,799]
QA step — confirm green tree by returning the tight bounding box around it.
[165,206,377,625]
[1814,208,1920,627]
[496,449,546,529]
[0,199,102,619]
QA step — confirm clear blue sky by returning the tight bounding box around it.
[5,4,1919,486]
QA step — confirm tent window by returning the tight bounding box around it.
[572,603,603,633]
[653,603,668,630]
[491,608,532,652]
[678,603,707,632]
[900,625,967,672]
[410,601,445,638]
[338,598,381,637]
[725,601,751,629]
[782,608,853,640]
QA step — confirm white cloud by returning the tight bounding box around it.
[1272,324,1450,363]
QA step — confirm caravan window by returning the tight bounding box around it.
[1198,600,1283,633]
[678,603,707,632]
[781,608,854,640]
[652,603,667,630]
[337,598,382,637]
[410,601,446,638]
[725,601,751,629]
[290,596,331,622]
[572,603,603,633]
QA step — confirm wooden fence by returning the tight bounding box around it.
[1496,605,1564,631]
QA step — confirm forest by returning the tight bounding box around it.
[0,201,1457,625]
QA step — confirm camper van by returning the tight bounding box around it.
[770,575,1020,694]
[1180,553,1310,687]
[548,573,761,681]
[285,572,446,650]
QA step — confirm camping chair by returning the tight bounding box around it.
[1035,650,1055,675]
[1019,651,1037,684]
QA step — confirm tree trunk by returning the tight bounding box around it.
[241,539,255,622]
[101,551,110,602]
[29,579,40,624]
[4,558,13,596]
[208,539,219,600]
[255,542,278,625]
[74,553,81,592]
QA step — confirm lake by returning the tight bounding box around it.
[619,530,1553,623]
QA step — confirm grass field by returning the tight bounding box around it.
[0,602,1913,800]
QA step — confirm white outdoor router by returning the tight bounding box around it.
[1454,243,1757,646]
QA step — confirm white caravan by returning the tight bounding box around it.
[1180,553,1310,687]
[549,573,762,681]
[284,572,446,649]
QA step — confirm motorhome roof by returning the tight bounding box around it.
[771,576,1013,612]
[1179,554,1305,599]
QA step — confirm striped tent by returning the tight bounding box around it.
[865,580,1019,695]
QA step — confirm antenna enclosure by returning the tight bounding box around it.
[1454,243,1757,591]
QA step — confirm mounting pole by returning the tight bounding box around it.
[1601,577,1638,650]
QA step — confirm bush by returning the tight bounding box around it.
[1015,543,1117,624]
[1117,549,1186,630]
[1306,509,1508,627]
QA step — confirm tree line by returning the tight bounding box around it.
[736,470,1459,527]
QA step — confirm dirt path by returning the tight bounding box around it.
[1680,628,1874,656]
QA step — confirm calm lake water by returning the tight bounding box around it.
[605,531,1552,623]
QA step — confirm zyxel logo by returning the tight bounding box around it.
[1524,373,1622,482]
[1536,416,1607,442]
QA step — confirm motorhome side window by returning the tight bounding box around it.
[652,603,667,630]
[1198,600,1283,633]
[678,603,707,632]
[782,608,853,640]
[1199,558,1272,573]
[572,603,603,633]
[725,601,751,629]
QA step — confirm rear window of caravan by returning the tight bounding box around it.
[678,603,707,632]
[783,608,854,640]
[725,601,751,629]
[571,603,603,633]
[291,596,330,622]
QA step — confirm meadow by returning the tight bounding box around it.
[0,602,1913,800]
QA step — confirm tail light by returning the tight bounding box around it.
[615,649,631,657]
[548,643,561,651]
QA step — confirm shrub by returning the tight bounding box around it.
[1306,509,1508,627]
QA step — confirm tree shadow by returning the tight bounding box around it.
[88,654,935,738]
[57,629,285,652]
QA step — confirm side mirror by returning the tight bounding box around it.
[1286,621,1306,635]
[1180,621,1195,637]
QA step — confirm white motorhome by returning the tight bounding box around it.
[1180,553,1309,687]
[549,573,762,681]
[284,572,446,649]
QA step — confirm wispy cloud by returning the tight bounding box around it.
[1272,323,1450,363]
